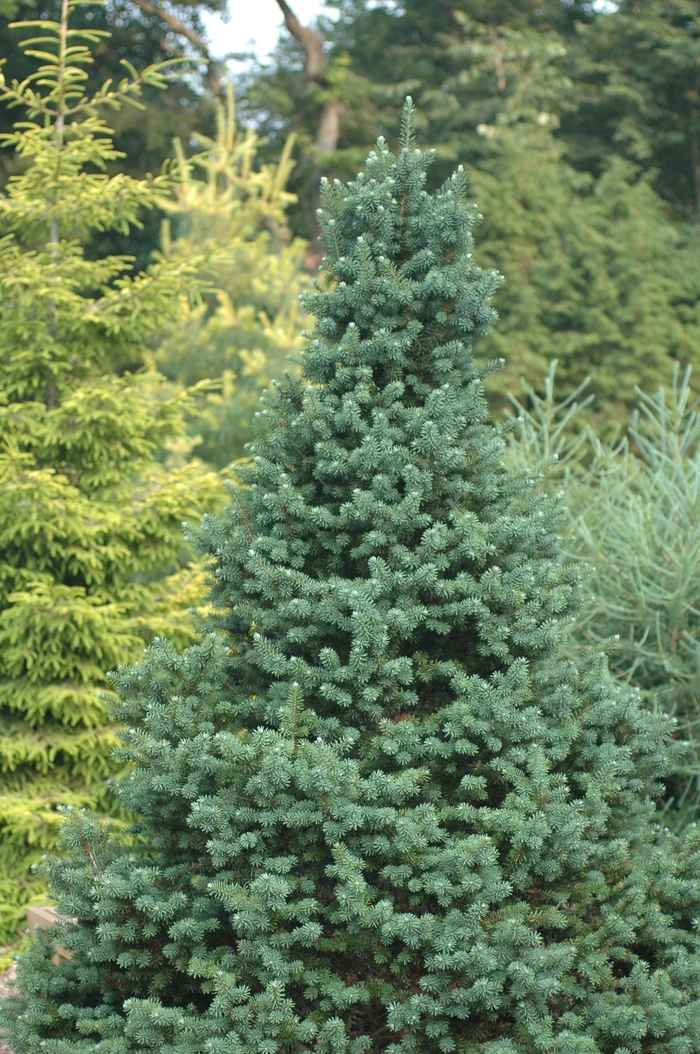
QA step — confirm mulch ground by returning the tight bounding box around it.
[0,966,17,1054]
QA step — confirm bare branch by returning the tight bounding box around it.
[131,0,210,55]
[129,0,222,92]
[274,0,325,79]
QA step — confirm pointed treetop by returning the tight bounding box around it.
[399,95,417,150]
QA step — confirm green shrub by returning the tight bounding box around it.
[153,84,309,468]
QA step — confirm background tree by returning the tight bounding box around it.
[5,102,700,1054]
[469,126,700,418]
[239,0,584,235]
[241,0,700,423]
[561,0,700,220]
[0,0,221,942]
[507,364,700,827]
[153,84,310,467]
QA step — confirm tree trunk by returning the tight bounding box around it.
[316,99,344,152]
[274,0,344,265]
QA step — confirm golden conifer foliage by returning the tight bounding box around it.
[155,83,310,467]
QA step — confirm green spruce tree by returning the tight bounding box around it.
[561,0,700,220]
[0,0,220,942]
[4,101,700,1054]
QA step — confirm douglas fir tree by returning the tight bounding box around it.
[4,101,700,1054]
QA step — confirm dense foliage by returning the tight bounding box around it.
[153,85,309,467]
[455,127,700,416]
[506,364,700,827]
[0,0,222,942]
[4,102,700,1054]
[245,0,700,220]
[4,0,698,421]
[242,0,700,421]
[0,0,315,939]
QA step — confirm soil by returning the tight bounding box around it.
[0,965,16,1054]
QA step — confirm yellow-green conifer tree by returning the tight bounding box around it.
[0,0,220,941]
[154,85,309,468]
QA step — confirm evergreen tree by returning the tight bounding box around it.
[468,125,700,419]
[154,85,309,467]
[240,0,584,237]
[244,2,700,424]
[0,0,223,271]
[570,371,700,823]
[245,0,700,226]
[561,0,700,220]
[5,101,700,1054]
[506,364,700,827]
[0,0,220,941]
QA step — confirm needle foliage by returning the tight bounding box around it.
[507,363,700,830]
[154,84,309,468]
[0,0,220,942]
[4,102,700,1054]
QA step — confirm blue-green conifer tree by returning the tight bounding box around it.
[4,102,700,1054]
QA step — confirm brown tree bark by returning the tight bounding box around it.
[130,0,222,94]
[274,0,343,153]
[315,98,344,152]
[275,0,326,79]
[273,0,344,265]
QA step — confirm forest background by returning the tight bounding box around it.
[1,0,700,953]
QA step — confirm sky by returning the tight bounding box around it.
[201,0,335,63]
[201,0,617,65]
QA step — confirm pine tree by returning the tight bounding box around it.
[154,84,309,468]
[569,371,700,823]
[561,0,700,220]
[506,363,700,828]
[0,0,220,942]
[5,100,700,1054]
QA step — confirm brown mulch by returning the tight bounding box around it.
[0,965,17,1054]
